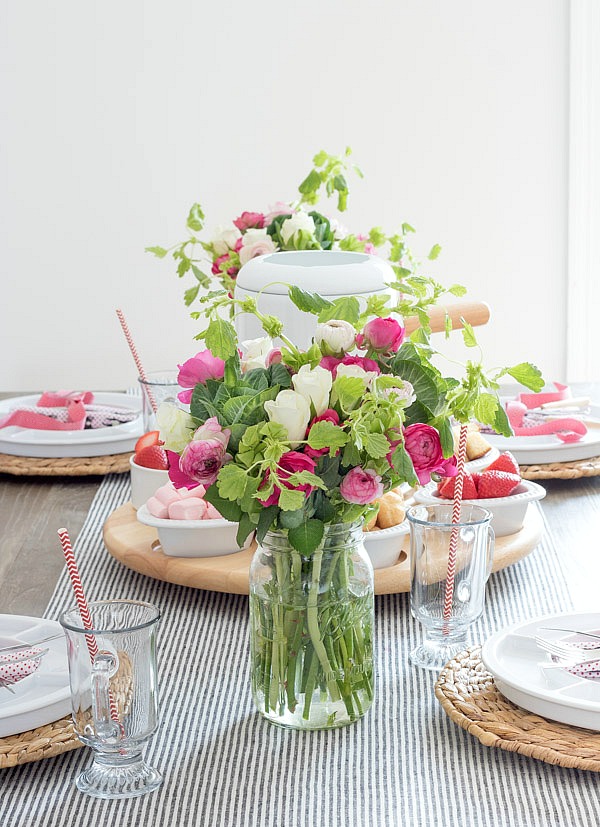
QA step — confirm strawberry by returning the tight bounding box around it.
[134,445,169,470]
[135,431,161,453]
[485,451,520,476]
[437,473,478,500]
[477,470,521,499]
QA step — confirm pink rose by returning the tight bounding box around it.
[305,408,340,459]
[233,211,265,231]
[177,350,225,404]
[174,417,231,488]
[403,423,456,486]
[356,317,405,354]
[319,354,381,378]
[340,467,384,505]
[259,451,317,507]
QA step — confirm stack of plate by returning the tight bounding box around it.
[482,612,600,731]
[0,393,143,458]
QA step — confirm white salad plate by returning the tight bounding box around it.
[0,615,70,738]
[481,612,600,732]
[0,392,143,457]
[484,403,600,464]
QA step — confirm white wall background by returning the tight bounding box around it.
[0,0,568,391]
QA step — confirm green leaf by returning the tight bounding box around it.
[145,245,168,258]
[266,362,292,389]
[474,393,500,426]
[184,284,200,306]
[390,444,418,486]
[506,363,544,392]
[236,513,255,548]
[177,257,190,278]
[278,508,307,529]
[307,421,349,452]
[256,505,279,543]
[428,243,442,260]
[332,375,365,412]
[493,403,513,438]
[217,464,250,501]
[387,358,443,415]
[286,471,327,490]
[202,484,242,522]
[191,265,210,287]
[317,296,360,324]
[298,169,322,195]
[461,320,478,348]
[333,173,347,192]
[288,519,325,554]
[189,385,221,422]
[364,432,391,459]
[401,222,416,234]
[288,285,332,315]
[278,487,306,512]
[444,312,453,339]
[449,283,467,297]
[436,416,455,457]
[186,203,205,232]
[313,150,328,167]
[202,318,237,360]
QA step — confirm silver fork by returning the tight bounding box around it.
[0,633,63,655]
[538,627,600,641]
[534,636,600,664]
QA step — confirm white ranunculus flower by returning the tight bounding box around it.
[241,336,273,372]
[239,228,277,266]
[335,363,379,390]
[291,364,332,416]
[314,319,356,356]
[280,211,316,245]
[211,224,241,256]
[328,216,350,240]
[378,379,416,407]
[156,402,196,453]
[264,389,311,447]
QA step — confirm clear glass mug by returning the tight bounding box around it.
[60,600,161,799]
[138,370,180,431]
[407,504,494,671]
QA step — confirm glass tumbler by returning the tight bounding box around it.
[138,370,180,431]
[407,504,494,671]
[60,600,161,799]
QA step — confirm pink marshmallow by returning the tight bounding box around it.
[204,503,223,520]
[168,499,208,521]
[146,496,169,519]
[179,484,206,499]
[154,483,181,506]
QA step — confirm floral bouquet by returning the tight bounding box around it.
[156,274,542,727]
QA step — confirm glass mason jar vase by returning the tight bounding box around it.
[249,521,375,730]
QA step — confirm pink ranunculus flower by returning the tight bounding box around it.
[364,242,376,255]
[258,451,317,507]
[177,350,225,404]
[340,467,384,505]
[175,417,231,488]
[403,423,456,486]
[319,354,381,379]
[265,348,283,367]
[233,211,265,231]
[356,317,405,354]
[211,253,240,277]
[264,202,293,225]
[305,408,340,459]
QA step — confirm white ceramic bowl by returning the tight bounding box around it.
[464,446,499,472]
[412,480,546,537]
[136,504,247,558]
[129,455,170,510]
[362,521,410,570]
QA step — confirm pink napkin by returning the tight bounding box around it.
[518,382,571,410]
[0,391,138,431]
[506,401,588,442]
[0,648,43,686]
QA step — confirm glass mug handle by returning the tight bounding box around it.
[485,526,495,580]
[91,650,121,742]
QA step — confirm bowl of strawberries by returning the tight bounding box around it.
[413,451,546,536]
[129,431,170,509]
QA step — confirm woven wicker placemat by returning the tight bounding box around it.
[520,455,600,480]
[435,646,600,772]
[0,716,81,769]
[0,452,132,477]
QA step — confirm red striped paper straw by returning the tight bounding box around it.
[57,528,122,730]
[443,423,468,624]
[115,308,157,413]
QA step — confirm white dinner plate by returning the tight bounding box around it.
[0,615,71,738]
[484,403,600,464]
[481,612,600,732]
[0,392,143,457]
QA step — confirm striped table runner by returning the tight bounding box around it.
[1,475,599,827]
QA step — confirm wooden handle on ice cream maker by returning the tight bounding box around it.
[404,301,491,335]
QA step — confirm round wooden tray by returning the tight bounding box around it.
[435,646,600,772]
[103,504,544,595]
[520,455,600,480]
[0,451,132,477]
[0,716,81,769]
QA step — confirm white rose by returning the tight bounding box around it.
[211,224,241,256]
[280,211,316,245]
[241,336,273,372]
[156,401,195,453]
[264,389,311,447]
[314,319,356,356]
[239,229,277,266]
[291,364,332,416]
[335,363,378,390]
